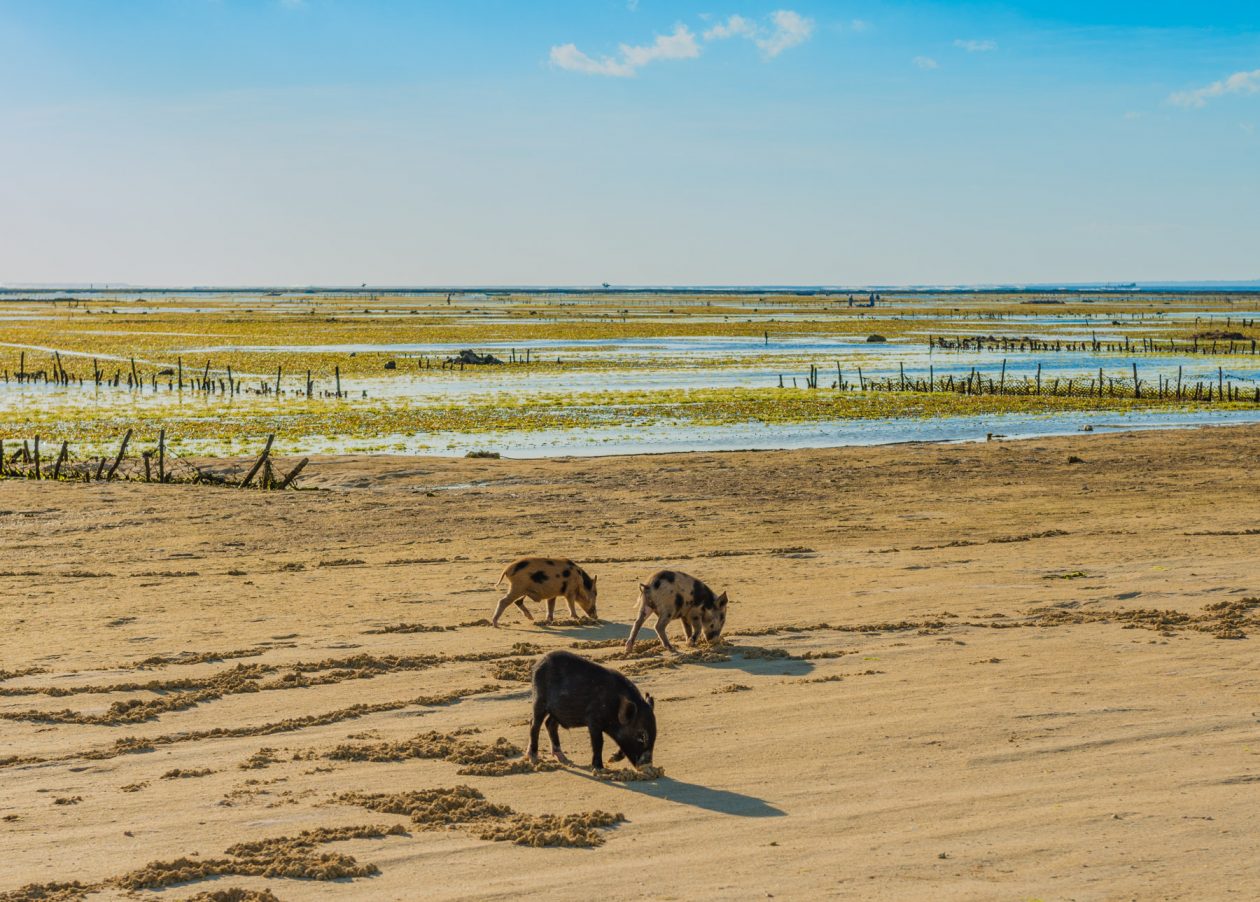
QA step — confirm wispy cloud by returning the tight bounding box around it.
[704,14,757,41]
[954,38,996,52]
[758,10,814,57]
[913,56,938,70]
[1169,68,1260,108]
[703,9,815,58]
[849,19,871,33]
[553,10,812,77]
[550,24,699,77]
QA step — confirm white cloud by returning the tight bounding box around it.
[552,10,812,78]
[703,9,814,58]
[913,56,938,70]
[704,14,757,41]
[759,10,814,57]
[954,39,996,52]
[550,24,699,78]
[1169,68,1260,108]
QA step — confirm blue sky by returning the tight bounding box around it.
[0,1,1257,286]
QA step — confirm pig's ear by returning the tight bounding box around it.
[592,575,598,586]
[717,592,728,607]
[618,695,637,724]
[645,692,655,709]
[638,583,648,593]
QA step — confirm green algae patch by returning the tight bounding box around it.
[0,386,1248,458]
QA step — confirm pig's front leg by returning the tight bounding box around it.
[527,700,545,762]
[685,613,701,647]
[588,724,605,770]
[545,715,571,764]
[544,598,556,622]
[625,603,651,652]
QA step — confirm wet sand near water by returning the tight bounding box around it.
[1,425,1258,900]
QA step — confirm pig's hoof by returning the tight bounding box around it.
[552,750,572,765]
[526,752,539,763]
[623,642,634,653]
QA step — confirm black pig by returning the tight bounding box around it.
[527,650,656,770]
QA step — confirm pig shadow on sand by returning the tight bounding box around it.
[577,771,785,817]
[534,620,627,641]
[714,651,812,678]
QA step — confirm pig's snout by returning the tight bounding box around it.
[635,751,653,768]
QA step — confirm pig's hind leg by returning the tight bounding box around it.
[625,601,652,652]
[544,598,556,623]
[545,716,572,764]
[653,612,677,653]
[492,593,525,628]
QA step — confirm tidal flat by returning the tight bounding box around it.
[3,288,1258,457]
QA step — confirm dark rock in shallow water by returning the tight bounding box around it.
[448,350,505,365]
[865,334,887,343]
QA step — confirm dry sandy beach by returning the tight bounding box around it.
[2,426,1258,901]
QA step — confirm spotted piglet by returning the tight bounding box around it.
[492,557,598,627]
[625,569,729,653]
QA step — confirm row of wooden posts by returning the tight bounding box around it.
[781,360,1260,404]
[928,334,1260,356]
[0,431,307,489]
[6,352,353,400]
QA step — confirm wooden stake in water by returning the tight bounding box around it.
[52,441,68,480]
[240,434,275,489]
[106,429,132,481]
